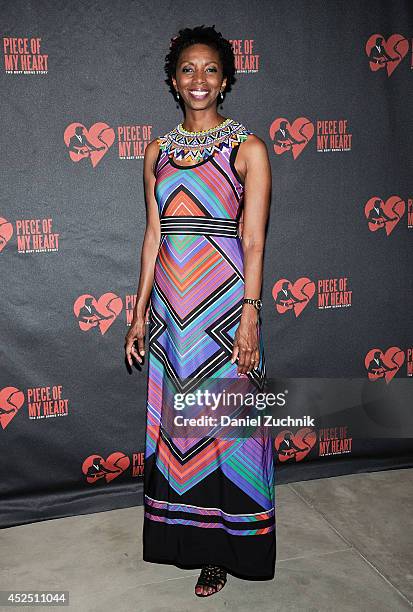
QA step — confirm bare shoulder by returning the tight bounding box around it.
[145,137,161,160]
[238,132,270,170]
[242,133,268,158]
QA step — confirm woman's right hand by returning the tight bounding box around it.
[124,316,146,367]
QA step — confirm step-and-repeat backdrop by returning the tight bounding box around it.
[1,0,412,527]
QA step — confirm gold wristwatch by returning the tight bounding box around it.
[242,298,262,311]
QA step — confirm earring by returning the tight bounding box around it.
[219,90,224,108]
[175,91,180,108]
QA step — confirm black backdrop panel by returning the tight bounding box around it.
[1,0,412,528]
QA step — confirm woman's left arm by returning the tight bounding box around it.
[231,135,271,375]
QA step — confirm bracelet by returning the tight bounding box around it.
[242,298,262,311]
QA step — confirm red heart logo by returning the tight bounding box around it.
[270,117,314,159]
[64,122,115,167]
[365,347,405,384]
[0,387,25,430]
[0,217,14,253]
[82,453,130,483]
[74,293,123,335]
[272,277,315,317]
[365,196,405,235]
[275,428,317,462]
[366,34,409,77]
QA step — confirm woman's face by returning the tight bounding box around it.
[172,43,227,110]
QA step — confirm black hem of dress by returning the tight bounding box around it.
[143,515,276,581]
[142,554,276,582]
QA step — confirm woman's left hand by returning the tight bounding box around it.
[231,311,260,374]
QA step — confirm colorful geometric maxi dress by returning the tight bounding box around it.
[142,118,276,580]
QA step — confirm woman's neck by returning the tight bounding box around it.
[181,112,227,133]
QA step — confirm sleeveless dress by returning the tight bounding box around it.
[142,118,276,580]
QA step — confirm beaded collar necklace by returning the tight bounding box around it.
[157,117,250,163]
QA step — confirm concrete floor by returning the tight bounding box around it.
[1,468,412,611]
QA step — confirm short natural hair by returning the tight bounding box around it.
[164,25,237,100]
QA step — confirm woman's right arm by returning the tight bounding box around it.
[124,138,161,368]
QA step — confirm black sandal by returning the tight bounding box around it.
[195,564,227,597]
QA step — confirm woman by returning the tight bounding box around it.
[125,25,274,597]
